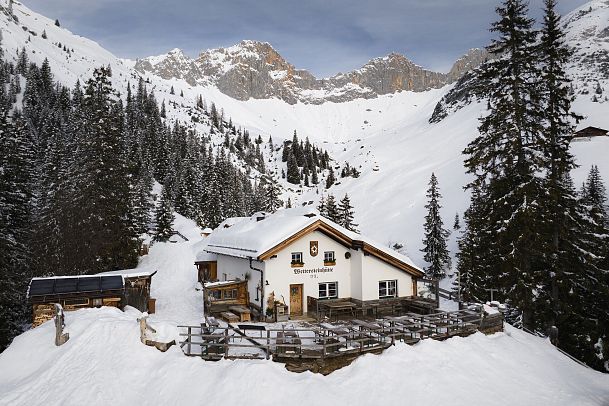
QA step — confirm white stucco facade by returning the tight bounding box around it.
[208,229,417,315]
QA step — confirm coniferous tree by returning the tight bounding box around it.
[74,67,138,273]
[325,168,335,189]
[421,173,451,279]
[462,0,545,324]
[324,194,340,223]
[311,167,319,185]
[260,174,282,213]
[456,185,489,301]
[317,195,326,217]
[286,151,300,185]
[453,213,461,230]
[338,194,358,232]
[154,184,175,242]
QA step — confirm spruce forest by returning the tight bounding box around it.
[0,46,346,350]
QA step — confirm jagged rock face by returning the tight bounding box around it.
[447,48,489,82]
[196,41,319,104]
[134,40,486,105]
[429,0,609,123]
[330,53,447,95]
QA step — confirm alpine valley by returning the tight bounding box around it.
[1,0,609,404]
[1,0,607,261]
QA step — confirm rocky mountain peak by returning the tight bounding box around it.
[135,41,487,104]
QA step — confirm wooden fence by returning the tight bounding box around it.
[178,309,491,361]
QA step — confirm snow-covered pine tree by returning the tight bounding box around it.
[421,173,451,279]
[286,150,300,184]
[75,66,138,273]
[324,194,340,224]
[260,174,282,213]
[533,0,609,369]
[453,213,460,230]
[338,194,358,232]
[463,0,546,323]
[311,167,319,185]
[317,195,327,217]
[325,167,335,189]
[456,185,490,301]
[154,184,175,242]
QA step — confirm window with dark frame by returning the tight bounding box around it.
[223,289,237,300]
[379,280,397,298]
[291,252,303,265]
[323,251,336,265]
[319,282,338,299]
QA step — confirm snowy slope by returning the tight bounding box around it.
[1,0,608,266]
[1,309,608,405]
[2,207,609,405]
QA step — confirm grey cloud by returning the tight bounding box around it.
[22,0,590,77]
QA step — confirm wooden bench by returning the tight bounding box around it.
[229,305,251,322]
[221,312,239,323]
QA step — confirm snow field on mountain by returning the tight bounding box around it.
[4,1,608,266]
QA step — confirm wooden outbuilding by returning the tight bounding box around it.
[573,126,608,139]
[28,275,124,327]
[27,271,157,327]
[204,280,249,315]
[123,271,157,313]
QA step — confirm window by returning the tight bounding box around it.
[63,298,89,307]
[379,280,397,298]
[319,282,338,299]
[323,251,336,265]
[291,252,303,266]
[223,289,238,300]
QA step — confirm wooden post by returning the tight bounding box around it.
[224,328,229,358]
[266,330,271,359]
[54,304,69,346]
[321,334,326,360]
[187,326,192,356]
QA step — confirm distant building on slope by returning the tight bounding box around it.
[194,208,428,320]
[573,126,608,139]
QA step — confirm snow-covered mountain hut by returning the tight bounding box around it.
[195,208,426,320]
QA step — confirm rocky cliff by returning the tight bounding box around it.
[134,40,487,104]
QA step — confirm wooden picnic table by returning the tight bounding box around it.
[352,319,382,330]
[321,301,358,320]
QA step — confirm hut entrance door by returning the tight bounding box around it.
[289,284,303,316]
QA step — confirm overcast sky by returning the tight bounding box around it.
[22,0,589,77]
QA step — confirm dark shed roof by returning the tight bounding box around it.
[28,275,124,298]
[574,126,608,138]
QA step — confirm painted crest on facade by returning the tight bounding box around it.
[310,241,319,257]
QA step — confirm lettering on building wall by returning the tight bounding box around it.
[293,267,334,279]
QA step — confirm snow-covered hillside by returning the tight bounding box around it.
[1,0,608,265]
[1,218,608,406]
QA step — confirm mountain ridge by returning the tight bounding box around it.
[134,40,488,104]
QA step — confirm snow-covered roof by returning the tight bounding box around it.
[98,270,157,279]
[204,280,245,288]
[202,207,423,276]
[195,250,218,262]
